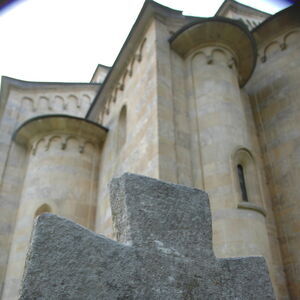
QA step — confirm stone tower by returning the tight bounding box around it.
[0,0,299,299]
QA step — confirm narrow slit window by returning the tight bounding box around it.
[237,164,248,202]
[117,105,127,151]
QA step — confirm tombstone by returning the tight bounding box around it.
[19,173,274,299]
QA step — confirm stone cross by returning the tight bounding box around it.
[20,173,274,299]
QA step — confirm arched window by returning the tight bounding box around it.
[117,105,127,151]
[232,148,263,206]
[237,164,248,202]
[34,203,51,217]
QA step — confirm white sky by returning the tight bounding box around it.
[0,0,290,83]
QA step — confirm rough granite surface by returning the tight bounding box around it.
[19,173,274,299]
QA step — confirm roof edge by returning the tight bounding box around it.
[169,16,251,44]
[252,3,297,34]
[86,0,185,120]
[1,76,101,87]
[90,64,111,83]
[215,0,271,17]
[13,114,108,142]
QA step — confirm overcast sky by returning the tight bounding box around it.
[0,0,291,83]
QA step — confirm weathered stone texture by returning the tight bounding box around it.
[246,19,300,298]
[20,173,274,299]
[2,116,106,300]
[95,20,160,238]
[110,172,213,260]
[1,2,299,299]
[0,80,99,295]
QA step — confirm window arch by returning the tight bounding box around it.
[34,203,52,217]
[232,148,262,206]
[117,105,127,151]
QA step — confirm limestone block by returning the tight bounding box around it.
[20,173,274,299]
[110,173,213,260]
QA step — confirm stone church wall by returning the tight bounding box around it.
[0,2,299,299]
[95,20,160,237]
[0,80,99,296]
[247,25,300,298]
[2,116,106,299]
[157,15,288,298]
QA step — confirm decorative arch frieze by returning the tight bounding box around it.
[260,29,300,63]
[62,135,77,150]
[14,117,107,207]
[32,138,46,155]
[68,94,80,110]
[119,70,128,92]
[284,30,300,45]
[45,135,62,151]
[211,48,229,65]
[98,37,147,121]
[261,40,281,63]
[136,37,147,62]
[53,95,66,111]
[191,47,238,70]
[31,134,98,155]
[170,18,256,87]
[40,96,50,111]
[21,96,34,108]
[127,57,135,77]
[82,141,95,154]
[98,108,105,124]
[81,94,91,104]
[21,92,94,115]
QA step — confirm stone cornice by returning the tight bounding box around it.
[1,76,100,90]
[0,76,100,122]
[13,115,108,148]
[169,17,257,87]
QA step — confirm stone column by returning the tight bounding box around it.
[170,19,278,295]
[190,44,270,258]
[2,115,107,300]
[190,45,241,195]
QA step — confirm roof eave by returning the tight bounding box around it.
[86,0,184,121]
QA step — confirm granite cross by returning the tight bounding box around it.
[20,173,274,299]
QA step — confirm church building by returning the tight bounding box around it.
[0,0,299,298]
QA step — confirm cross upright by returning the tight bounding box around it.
[20,173,274,299]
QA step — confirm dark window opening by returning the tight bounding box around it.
[237,164,248,202]
[118,105,127,151]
